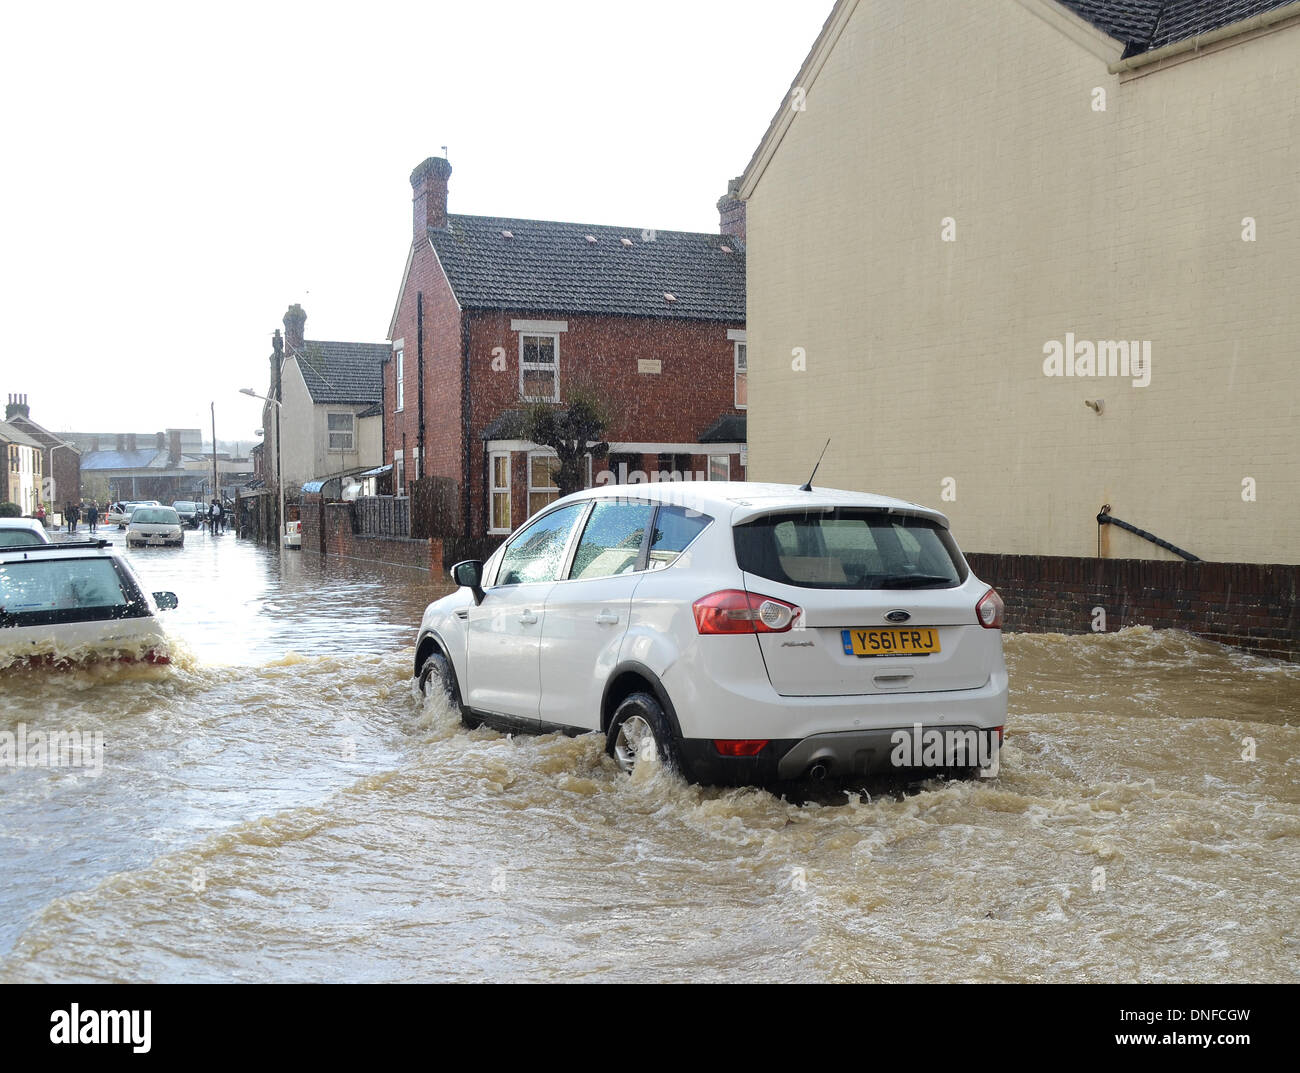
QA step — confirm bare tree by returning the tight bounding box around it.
[514,380,618,497]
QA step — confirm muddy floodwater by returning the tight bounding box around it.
[1,531,1297,982]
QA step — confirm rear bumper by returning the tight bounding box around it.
[679,725,1002,785]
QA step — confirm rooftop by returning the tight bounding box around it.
[428,214,745,323]
[290,340,388,405]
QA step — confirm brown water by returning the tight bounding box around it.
[1,532,1297,982]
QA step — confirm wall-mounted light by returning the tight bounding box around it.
[1084,399,1104,414]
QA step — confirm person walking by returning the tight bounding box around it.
[86,501,99,534]
[209,498,222,535]
[66,502,79,534]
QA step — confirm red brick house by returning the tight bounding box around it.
[385,157,748,537]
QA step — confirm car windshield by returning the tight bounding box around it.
[0,527,48,547]
[133,509,179,525]
[0,558,132,615]
[734,509,967,590]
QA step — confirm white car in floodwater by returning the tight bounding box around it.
[106,501,159,528]
[0,518,52,547]
[413,481,1008,787]
[0,539,178,667]
[126,506,185,548]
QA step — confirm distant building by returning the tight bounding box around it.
[0,418,43,513]
[386,156,747,538]
[4,394,79,508]
[261,305,388,499]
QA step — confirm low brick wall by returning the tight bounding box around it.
[966,553,1299,662]
[300,499,503,576]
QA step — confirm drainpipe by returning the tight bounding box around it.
[460,314,472,537]
[417,291,426,480]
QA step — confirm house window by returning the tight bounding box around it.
[734,342,748,409]
[327,413,355,451]
[490,452,511,533]
[395,349,405,412]
[709,454,731,481]
[520,333,559,402]
[394,450,405,496]
[656,453,692,481]
[528,452,560,517]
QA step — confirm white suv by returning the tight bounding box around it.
[414,482,1008,786]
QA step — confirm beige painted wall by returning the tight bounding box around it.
[744,0,1300,563]
[281,359,375,490]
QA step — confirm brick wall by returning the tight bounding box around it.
[967,553,1299,662]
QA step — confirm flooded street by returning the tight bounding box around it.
[1,531,1297,983]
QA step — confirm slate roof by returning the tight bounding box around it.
[428,215,746,323]
[1057,0,1294,55]
[357,402,384,419]
[80,449,171,471]
[290,340,388,405]
[699,413,748,443]
[0,419,43,450]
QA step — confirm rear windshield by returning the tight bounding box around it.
[0,527,47,548]
[173,502,197,511]
[734,509,967,590]
[133,509,179,524]
[0,557,144,626]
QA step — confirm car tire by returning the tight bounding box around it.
[417,650,479,729]
[606,692,684,778]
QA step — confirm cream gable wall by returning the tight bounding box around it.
[745,0,1300,563]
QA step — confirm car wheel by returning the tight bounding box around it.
[607,692,682,777]
[417,650,479,729]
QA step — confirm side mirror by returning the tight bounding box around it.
[450,560,485,605]
[154,592,179,611]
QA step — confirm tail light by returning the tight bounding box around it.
[713,740,770,757]
[693,589,802,634]
[976,588,1004,629]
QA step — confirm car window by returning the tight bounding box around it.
[0,558,132,614]
[569,501,654,580]
[734,510,966,589]
[0,527,47,547]
[133,509,179,524]
[495,503,587,586]
[646,505,713,570]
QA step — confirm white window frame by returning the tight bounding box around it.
[489,451,512,534]
[734,341,748,410]
[527,450,562,518]
[394,449,405,496]
[395,348,405,412]
[327,412,355,452]
[708,454,731,481]
[519,333,560,403]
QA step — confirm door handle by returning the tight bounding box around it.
[518,610,539,625]
[595,610,619,625]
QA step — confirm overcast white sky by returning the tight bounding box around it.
[0,0,829,442]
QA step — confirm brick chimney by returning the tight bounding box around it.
[169,430,182,466]
[717,177,746,244]
[271,329,284,401]
[116,434,125,452]
[5,393,29,421]
[283,305,306,354]
[411,155,452,237]
[127,433,137,452]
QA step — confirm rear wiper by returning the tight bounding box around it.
[872,574,954,589]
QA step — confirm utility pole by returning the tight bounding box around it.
[211,402,219,513]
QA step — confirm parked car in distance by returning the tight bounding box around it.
[283,520,302,549]
[126,507,184,548]
[171,501,202,528]
[0,517,53,547]
[106,501,160,528]
[0,539,178,667]
[413,482,1008,788]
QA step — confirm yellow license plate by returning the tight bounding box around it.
[841,627,940,657]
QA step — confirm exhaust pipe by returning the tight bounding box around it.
[808,762,829,781]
